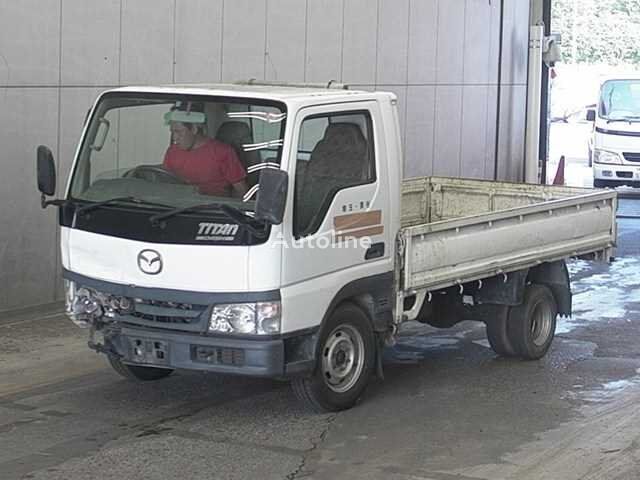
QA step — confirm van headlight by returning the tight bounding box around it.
[209,301,281,335]
[594,149,622,165]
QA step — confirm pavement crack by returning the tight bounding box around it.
[39,410,73,418]
[0,399,38,412]
[286,413,337,480]
[135,426,174,438]
[166,428,306,457]
[0,417,42,434]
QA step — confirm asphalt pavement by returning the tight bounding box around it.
[1,202,640,479]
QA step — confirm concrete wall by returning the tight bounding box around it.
[0,0,531,312]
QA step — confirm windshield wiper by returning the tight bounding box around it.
[75,196,172,216]
[149,202,268,238]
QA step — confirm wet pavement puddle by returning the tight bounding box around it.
[559,257,640,334]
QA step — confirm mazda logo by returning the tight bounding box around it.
[137,249,163,275]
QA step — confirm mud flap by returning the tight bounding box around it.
[375,334,385,380]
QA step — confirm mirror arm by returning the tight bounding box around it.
[40,194,67,209]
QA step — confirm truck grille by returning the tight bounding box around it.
[130,312,194,324]
[124,300,207,330]
[623,152,640,162]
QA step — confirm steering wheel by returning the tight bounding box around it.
[123,165,186,184]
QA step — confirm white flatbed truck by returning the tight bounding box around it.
[36,82,617,412]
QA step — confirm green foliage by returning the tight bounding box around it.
[552,0,640,65]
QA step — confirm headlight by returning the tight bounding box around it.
[594,149,622,164]
[209,301,281,335]
[63,281,132,327]
[64,280,95,327]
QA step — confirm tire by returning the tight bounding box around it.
[108,355,174,382]
[508,285,557,361]
[292,303,375,413]
[485,305,517,357]
[593,179,607,188]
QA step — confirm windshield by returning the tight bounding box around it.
[69,93,287,212]
[599,80,640,121]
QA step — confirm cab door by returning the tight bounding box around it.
[280,101,391,332]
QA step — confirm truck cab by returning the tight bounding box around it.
[38,84,399,411]
[588,76,640,188]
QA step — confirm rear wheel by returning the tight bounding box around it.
[593,178,607,188]
[108,355,174,382]
[485,306,517,357]
[508,285,557,360]
[292,303,375,413]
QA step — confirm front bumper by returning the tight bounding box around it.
[593,163,640,183]
[106,326,286,377]
[63,270,316,378]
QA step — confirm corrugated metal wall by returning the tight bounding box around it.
[0,0,531,312]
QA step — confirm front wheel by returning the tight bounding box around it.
[108,355,174,382]
[292,303,375,413]
[508,285,557,360]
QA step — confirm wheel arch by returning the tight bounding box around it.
[527,260,572,317]
[319,271,394,336]
[471,261,570,317]
[309,272,393,368]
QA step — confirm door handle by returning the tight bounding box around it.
[365,242,385,260]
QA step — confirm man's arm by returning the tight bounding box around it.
[221,145,248,198]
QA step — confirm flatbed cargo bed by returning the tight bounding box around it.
[399,177,617,293]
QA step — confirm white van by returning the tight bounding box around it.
[588,76,640,188]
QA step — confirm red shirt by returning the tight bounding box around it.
[163,139,246,196]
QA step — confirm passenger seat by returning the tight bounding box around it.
[215,121,261,186]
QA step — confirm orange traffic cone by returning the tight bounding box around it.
[553,155,565,185]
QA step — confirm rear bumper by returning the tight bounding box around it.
[105,325,316,378]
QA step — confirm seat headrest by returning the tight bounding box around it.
[321,123,367,154]
[215,121,252,147]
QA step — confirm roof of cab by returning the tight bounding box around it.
[107,83,386,103]
[598,75,640,84]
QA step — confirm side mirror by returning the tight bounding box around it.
[37,145,57,207]
[586,109,596,122]
[255,168,288,225]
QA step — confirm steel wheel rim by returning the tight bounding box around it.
[321,324,365,394]
[531,300,554,347]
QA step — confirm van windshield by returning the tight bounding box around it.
[599,80,640,121]
[69,93,286,212]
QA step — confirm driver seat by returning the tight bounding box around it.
[296,122,369,233]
